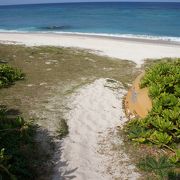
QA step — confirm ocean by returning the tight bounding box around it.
[0,2,180,42]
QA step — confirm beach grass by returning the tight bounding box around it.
[0,44,137,120]
[0,43,138,179]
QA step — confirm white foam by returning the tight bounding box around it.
[0,29,180,43]
[54,31,180,43]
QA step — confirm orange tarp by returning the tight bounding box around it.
[125,73,152,118]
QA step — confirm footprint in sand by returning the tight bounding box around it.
[54,79,140,180]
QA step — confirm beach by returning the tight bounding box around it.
[0,32,180,179]
[1,32,180,65]
[1,2,180,179]
[0,43,140,179]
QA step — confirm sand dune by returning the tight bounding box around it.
[0,32,180,64]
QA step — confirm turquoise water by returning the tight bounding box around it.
[0,2,180,41]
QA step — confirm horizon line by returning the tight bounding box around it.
[1,1,180,7]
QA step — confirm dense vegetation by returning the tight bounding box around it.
[125,59,180,178]
[0,64,35,179]
[0,64,24,88]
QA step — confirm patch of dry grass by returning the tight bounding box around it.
[0,44,139,179]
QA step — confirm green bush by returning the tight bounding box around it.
[0,64,36,179]
[138,156,175,179]
[126,59,180,147]
[169,149,180,165]
[0,64,24,88]
[0,107,35,180]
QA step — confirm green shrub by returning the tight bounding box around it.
[125,59,180,179]
[126,59,180,147]
[0,65,36,179]
[0,64,24,88]
[0,107,35,179]
[169,149,180,165]
[149,131,172,146]
[138,156,175,179]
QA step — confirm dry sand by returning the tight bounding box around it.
[53,79,140,180]
[1,32,180,65]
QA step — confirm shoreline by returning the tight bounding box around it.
[1,32,180,64]
[1,31,180,46]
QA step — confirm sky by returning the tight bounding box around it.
[0,0,179,5]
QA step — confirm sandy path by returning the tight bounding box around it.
[53,79,140,180]
[1,32,180,65]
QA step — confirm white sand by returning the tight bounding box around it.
[53,79,140,180]
[1,32,180,64]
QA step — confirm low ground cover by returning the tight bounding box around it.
[0,64,24,88]
[0,64,36,179]
[0,44,138,179]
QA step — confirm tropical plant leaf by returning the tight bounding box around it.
[149,131,172,146]
[138,156,174,178]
